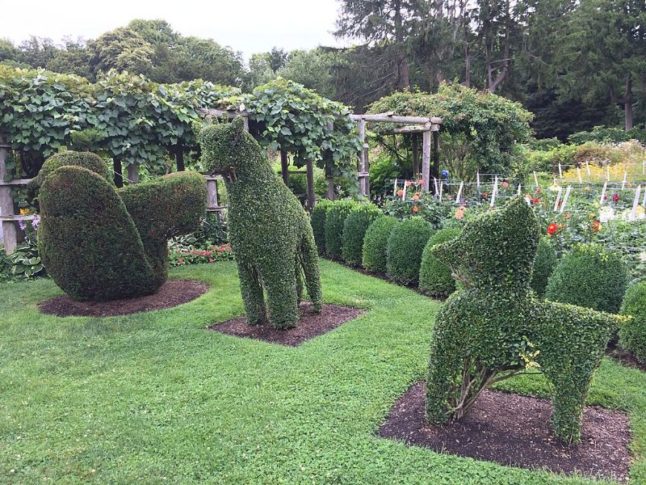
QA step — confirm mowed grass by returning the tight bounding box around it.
[0,260,644,484]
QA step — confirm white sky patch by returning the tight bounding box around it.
[0,0,352,59]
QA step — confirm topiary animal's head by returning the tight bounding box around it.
[431,196,540,290]
[199,117,261,177]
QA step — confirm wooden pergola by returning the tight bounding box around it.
[350,112,443,196]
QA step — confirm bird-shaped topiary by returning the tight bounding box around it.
[37,151,206,301]
[426,197,623,444]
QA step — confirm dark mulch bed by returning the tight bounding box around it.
[607,342,646,372]
[39,280,208,317]
[208,302,363,346]
[379,382,631,481]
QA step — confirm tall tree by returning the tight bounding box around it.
[335,0,421,89]
[559,0,645,129]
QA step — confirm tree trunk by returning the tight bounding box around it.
[624,75,633,131]
[175,147,185,171]
[398,52,410,89]
[306,159,315,211]
[325,162,335,200]
[464,45,471,88]
[280,149,289,185]
[113,158,123,188]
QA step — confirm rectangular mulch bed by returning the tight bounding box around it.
[208,302,363,346]
[379,381,632,481]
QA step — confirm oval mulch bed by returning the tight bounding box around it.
[39,280,209,317]
[208,302,363,346]
[379,382,631,481]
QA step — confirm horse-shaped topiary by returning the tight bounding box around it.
[199,118,322,329]
[426,196,623,444]
[37,151,206,301]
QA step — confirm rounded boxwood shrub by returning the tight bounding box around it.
[386,217,433,285]
[362,216,399,273]
[341,204,381,266]
[619,280,646,363]
[311,199,333,254]
[530,237,558,298]
[545,243,627,313]
[419,227,461,297]
[324,200,359,259]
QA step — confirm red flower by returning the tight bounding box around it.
[547,223,559,236]
[531,197,541,205]
[612,193,620,203]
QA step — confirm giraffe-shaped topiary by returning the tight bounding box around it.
[426,196,624,444]
[199,118,322,329]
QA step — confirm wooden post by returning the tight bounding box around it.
[280,149,289,185]
[127,164,139,183]
[422,129,431,192]
[113,159,123,188]
[358,119,370,196]
[431,127,440,182]
[411,133,420,177]
[0,136,17,254]
[206,175,221,220]
[306,159,315,210]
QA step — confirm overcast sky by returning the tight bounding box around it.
[1,0,350,60]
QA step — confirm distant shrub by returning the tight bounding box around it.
[311,199,333,254]
[545,243,628,313]
[619,281,646,364]
[530,237,558,298]
[419,227,461,297]
[324,200,359,259]
[387,217,433,285]
[568,125,646,144]
[362,216,399,273]
[342,204,381,266]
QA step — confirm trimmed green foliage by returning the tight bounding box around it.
[362,215,398,273]
[386,217,432,285]
[39,166,157,300]
[38,152,205,301]
[324,200,359,260]
[619,281,646,363]
[341,204,381,266]
[545,243,628,313]
[530,237,558,298]
[426,197,621,444]
[199,118,322,329]
[311,199,333,254]
[419,227,461,298]
[1,262,646,482]
[120,171,207,289]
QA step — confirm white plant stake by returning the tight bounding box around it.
[533,171,539,188]
[456,181,464,205]
[631,185,641,220]
[517,184,522,196]
[560,186,572,214]
[477,171,481,191]
[558,163,563,178]
[586,161,591,176]
[600,181,608,205]
[433,177,439,198]
[621,171,627,190]
[393,178,398,195]
[439,180,443,201]
[606,164,610,181]
[490,176,498,208]
[577,167,582,184]
[402,181,407,200]
[553,186,562,212]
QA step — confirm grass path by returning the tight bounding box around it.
[0,260,644,483]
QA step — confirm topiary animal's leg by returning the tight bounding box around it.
[263,261,300,329]
[295,255,305,304]
[238,262,267,325]
[550,367,592,444]
[300,231,322,313]
[426,302,466,424]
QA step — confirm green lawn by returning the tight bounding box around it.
[0,260,644,484]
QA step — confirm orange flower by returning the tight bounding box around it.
[411,205,420,214]
[412,193,420,201]
[591,220,601,232]
[455,207,465,220]
[501,180,510,189]
[396,189,404,197]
